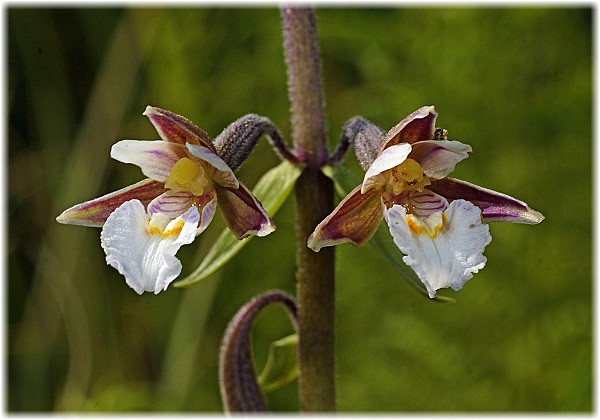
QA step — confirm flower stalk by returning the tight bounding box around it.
[282,7,336,412]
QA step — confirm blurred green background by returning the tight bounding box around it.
[8,7,591,412]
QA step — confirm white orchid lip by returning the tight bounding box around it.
[385,199,492,298]
[101,200,201,295]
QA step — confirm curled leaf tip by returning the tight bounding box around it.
[219,290,298,413]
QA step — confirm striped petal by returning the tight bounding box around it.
[428,177,545,224]
[215,182,275,239]
[143,106,214,150]
[385,199,491,298]
[410,140,472,180]
[308,185,383,251]
[56,179,166,227]
[147,190,195,219]
[111,140,187,182]
[402,189,449,219]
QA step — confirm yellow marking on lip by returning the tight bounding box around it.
[406,212,446,239]
[406,216,425,235]
[147,213,184,237]
[149,225,162,235]
[163,218,185,237]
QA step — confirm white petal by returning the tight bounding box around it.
[384,199,492,298]
[197,194,218,236]
[362,143,412,193]
[111,140,187,181]
[100,200,200,294]
[410,140,472,179]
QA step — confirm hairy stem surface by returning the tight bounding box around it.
[282,7,336,412]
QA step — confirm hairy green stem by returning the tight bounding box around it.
[281,7,336,411]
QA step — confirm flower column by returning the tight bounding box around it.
[282,7,336,411]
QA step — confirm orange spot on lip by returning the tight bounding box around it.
[406,216,425,235]
[406,213,446,239]
[163,219,185,237]
[147,215,185,237]
[149,226,162,235]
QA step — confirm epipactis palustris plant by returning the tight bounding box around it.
[57,106,274,294]
[309,106,544,298]
[56,8,545,412]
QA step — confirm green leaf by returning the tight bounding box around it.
[175,160,302,288]
[323,165,454,303]
[257,334,298,393]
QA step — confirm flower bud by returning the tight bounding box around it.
[341,117,385,170]
[214,114,297,171]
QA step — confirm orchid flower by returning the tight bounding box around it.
[57,106,275,294]
[308,106,544,298]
